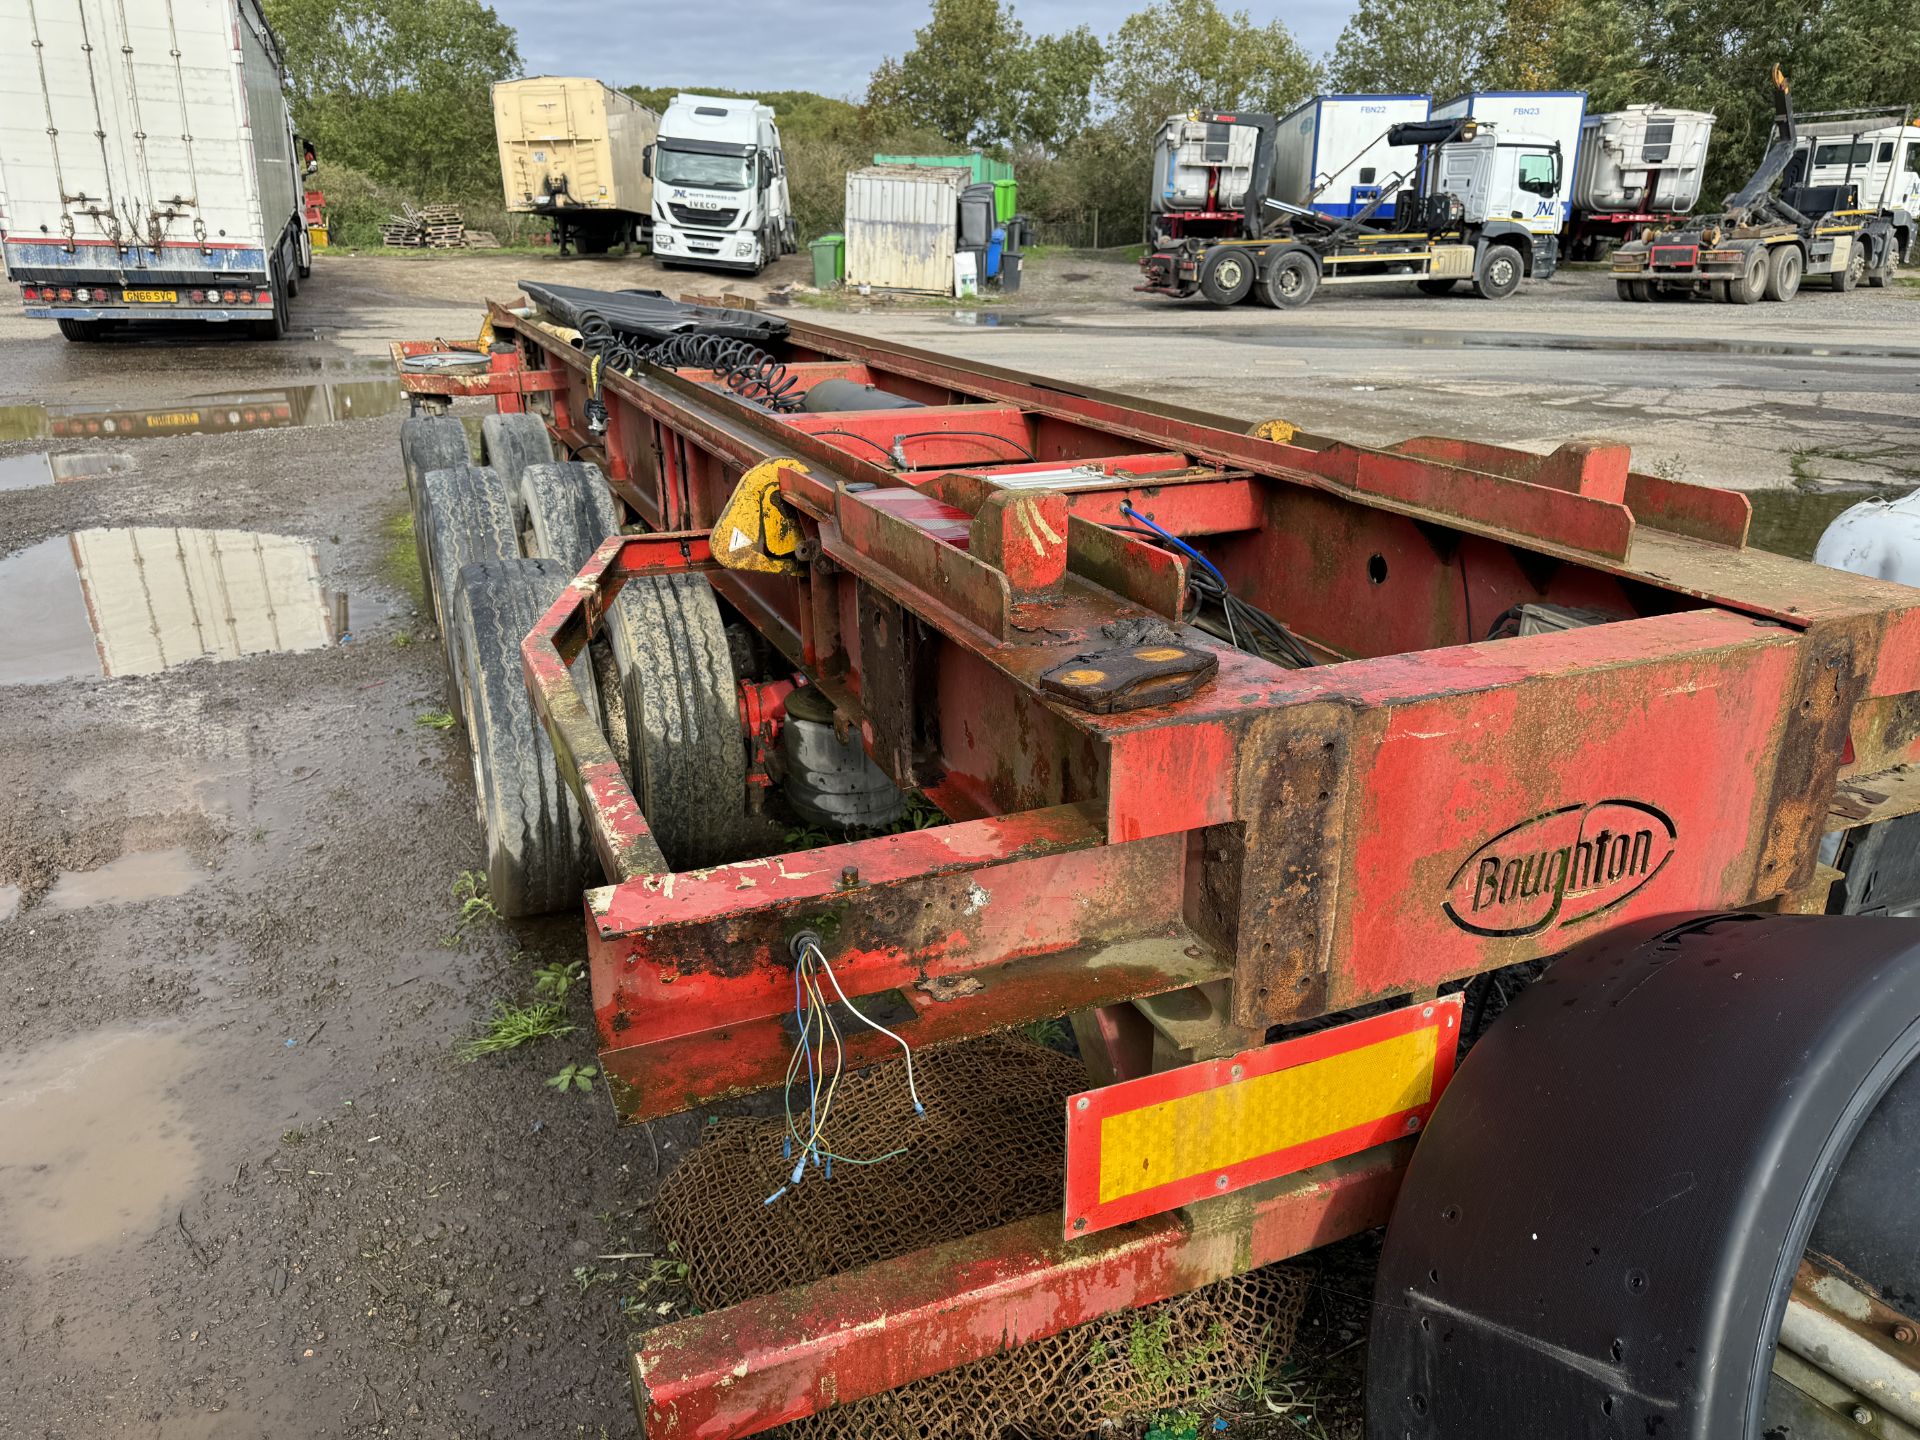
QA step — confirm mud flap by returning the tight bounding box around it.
[1366,912,1920,1440]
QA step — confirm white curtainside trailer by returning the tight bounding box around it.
[493,76,659,257]
[0,0,309,341]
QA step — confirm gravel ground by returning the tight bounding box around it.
[0,245,1914,1439]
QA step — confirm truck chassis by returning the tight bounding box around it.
[397,299,1920,1439]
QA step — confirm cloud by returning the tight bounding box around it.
[495,0,1354,100]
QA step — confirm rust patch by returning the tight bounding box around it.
[1755,618,1875,895]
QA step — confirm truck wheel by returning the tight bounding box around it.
[253,257,290,340]
[1262,251,1319,309]
[599,574,747,868]
[1834,243,1867,292]
[1472,245,1522,300]
[1416,279,1459,296]
[479,412,554,534]
[422,465,521,711]
[1727,249,1766,304]
[399,416,472,614]
[56,318,105,341]
[1763,245,1803,302]
[1198,248,1255,306]
[1367,912,1920,1440]
[450,558,599,917]
[519,461,621,574]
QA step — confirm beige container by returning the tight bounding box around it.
[844,165,966,294]
[493,76,658,216]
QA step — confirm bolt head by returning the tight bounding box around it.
[1895,1324,1916,1344]
[1074,1097,1089,1112]
[1215,1174,1229,1190]
[1406,1114,1422,1131]
[1850,1405,1873,1426]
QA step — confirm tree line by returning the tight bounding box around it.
[265,0,1920,249]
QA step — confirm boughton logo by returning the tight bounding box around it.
[1443,800,1676,938]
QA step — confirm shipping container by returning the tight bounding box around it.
[0,0,311,340]
[873,152,1014,186]
[1270,95,1433,217]
[493,76,658,254]
[844,165,965,295]
[1431,90,1589,230]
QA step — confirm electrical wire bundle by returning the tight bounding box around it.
[1120,500,1317,669]
[766,937,924,1206]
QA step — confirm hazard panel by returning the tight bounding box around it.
[1064,996,1463,1238]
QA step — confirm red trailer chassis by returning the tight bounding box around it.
[405,301,1920,1437]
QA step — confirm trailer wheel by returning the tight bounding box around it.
[1198,248,1255,306]
[1367,912,1920,1440]
[399,416,473,615]
[1727,249,1766,304]
[1834,242,1867,292]
[519,461,622,574]
[1416,279,1459,296]
[479,412,554,533]
[599,575,748,868]
[1262,251,1319,309]
[1763,245,1803,302]
[450,558,600,917]
[422,465,521,711]
[254,257,290,340]
[1472,244,1522,300]
[56,319,106,342]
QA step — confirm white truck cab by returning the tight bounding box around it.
[647,95,796,274]
[1438,130,1566,231]
[1793,124,1920,215]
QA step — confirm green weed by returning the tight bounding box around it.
[1021,1017,1071,1051]
[449,870,499,934]
[546,1062,599,1093]
[533,959,585,1000]
[456,1001,573,1060]
[393,631,414,647]
[381,505,426,606]
[415,710,455,730]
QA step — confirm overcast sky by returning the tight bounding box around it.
[495,0,1356,99]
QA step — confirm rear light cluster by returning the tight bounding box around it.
[186,288,272,305]
[22,285,118,304]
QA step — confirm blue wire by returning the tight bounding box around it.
[1121,501,1232,594]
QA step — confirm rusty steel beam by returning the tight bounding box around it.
[632,1142,1411,1440]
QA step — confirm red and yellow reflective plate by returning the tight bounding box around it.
[1064,995,1463,1237]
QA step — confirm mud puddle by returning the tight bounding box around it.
[1746,484,1910,561]
[0,883,19,921]
[0,377,403,445]
[0,1027,201,1260]
[42,846,206,912]
[0,526,339,685]
[0,450,135,492]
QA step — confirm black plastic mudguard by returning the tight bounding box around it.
[1368,912,1920,1440]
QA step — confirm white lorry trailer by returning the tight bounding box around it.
[0,0,310,341]
[1567,105,1716,259]
[645,95,796,275]
[1270,94,1433,218]
[1431,90,1587,240]
[493,76,659,257]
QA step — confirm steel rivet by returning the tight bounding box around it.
[1075,1097,1089,1112]
[1072,1217,1087,1232]
[1215,1174,1229,1190]
[1230,1064,1244,1080]
[1422,1006,1434,1019]
[1405,1115,1421,1131]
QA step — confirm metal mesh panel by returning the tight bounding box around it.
[654,1035,1309,1438]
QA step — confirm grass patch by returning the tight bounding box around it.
[415,709,455,730]
[457,1000,574,1060]
[381,504,426,607]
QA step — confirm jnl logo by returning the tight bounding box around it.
[1443,800,1676,938]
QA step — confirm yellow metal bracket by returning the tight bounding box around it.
[711,458,809,575]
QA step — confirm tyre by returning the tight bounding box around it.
[1831,243,1863,292]
[450,558,600,917]
[1416,278,1459,296]
[399,416,472,615]
[479,411,554,534]
[421,464,520,710]
[1197,247,1255,306]
[296,228,312,281]
[599,574,747,868]
[1727,248,1766,304]
[1763,245,1803,302]
[519,461,621,574]
[1261,250,1319,309]
[253,257,289,340]
[1473,244,1522,300]
[1367,913,1920,1440]
[56,318,104,341]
